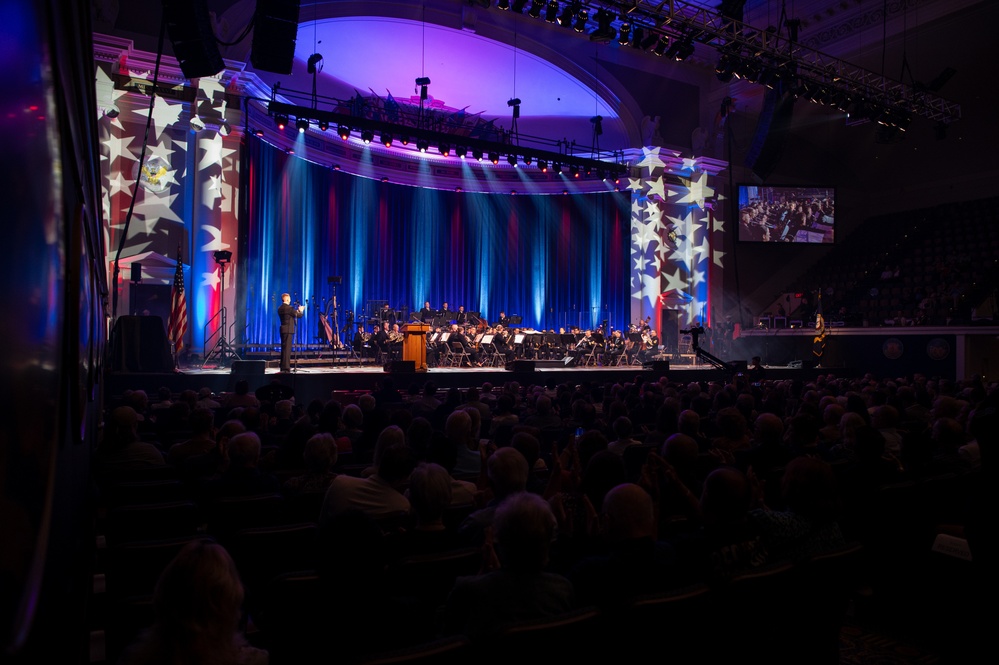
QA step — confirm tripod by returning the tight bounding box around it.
[202,258,241,368]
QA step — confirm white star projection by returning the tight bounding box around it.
[200,225,231,253]
[107,170,133,198]
[133,96,184,142]
[629,147,728,328]
[103,133,138,166]
[198,132,236,171]
[205,174,225,206]
[134,191,184,225]
[646,175,667,201]
[200,268,222,291]
[675,172,715,208]
[635,147,667,175]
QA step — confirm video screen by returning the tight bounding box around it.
[737,185,835,243]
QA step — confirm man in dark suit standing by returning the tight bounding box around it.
[278,292,305,372]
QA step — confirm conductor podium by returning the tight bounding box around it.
[401,323,430,371]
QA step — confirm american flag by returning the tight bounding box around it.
[167,247,187,353]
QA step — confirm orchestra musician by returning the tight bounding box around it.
[497,311,510,327]
[419,301,435,323]
[456,305,468,326]
[606,329,626,363]
[278,293,305,373]
[373,321,390,359]
[352,323,371,358]
[379,303,396,326]
[387,323,404,360]
[449,323,479,366]
[440,302,451,319]
[637,326,660,363]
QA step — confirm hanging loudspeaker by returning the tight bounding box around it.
[131,262,142,283]
[251,0,301,75]
[162,0,225,79]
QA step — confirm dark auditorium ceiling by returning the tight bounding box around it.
[96,0,997,199]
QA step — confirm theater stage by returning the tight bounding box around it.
[106,355,838,406]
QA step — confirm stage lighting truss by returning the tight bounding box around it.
[495,0,959,125]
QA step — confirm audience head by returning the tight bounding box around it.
[493,492,557,572]
[700,467,751,526]
[487,447,529,498]
[781,456,840,523]
[303,432,338,472]
[602,483,656,541]
[408,462,453,525]
[226,432,261,469]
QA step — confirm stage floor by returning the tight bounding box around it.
[106,357,836,406]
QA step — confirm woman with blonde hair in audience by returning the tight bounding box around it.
[120,539,267,664]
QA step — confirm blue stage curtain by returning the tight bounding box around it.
[239,137,630,346]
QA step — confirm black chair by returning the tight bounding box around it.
[105,500,202,545]
[205,492,287,538]
[614,584,711,662]
[226,522,320,603]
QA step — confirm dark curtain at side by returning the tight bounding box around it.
[241,137,630,345]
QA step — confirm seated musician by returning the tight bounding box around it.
[373,321,390,358]
[352,323,370,357]
[493,325,514,362]
[449,324,479,366]
[637,326,659,363]
[387,323,404,360]
[571,329,594,361]
[379,303,397,326]
[419,301,435,323]
[606,329,626,361]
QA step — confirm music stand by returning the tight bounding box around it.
[327,276,342,366]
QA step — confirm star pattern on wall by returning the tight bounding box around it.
[629,148,728,328]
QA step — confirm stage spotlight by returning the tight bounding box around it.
[512,0,528,12]
[653,36,669,56]
[416,138,430,153]
[337,125,350,140]
[307,53,324,75]
[360,129,374,144]
[573,7,588,32]
[630,26,644,49]
[318,120,329,132]
[507,154,518,167]
[640,32,658,50]
[538,159,548,172]
[545,0,558,22]
[295,117,309,133]
[275,114,288,130]
[557,2,576,26]
[497,0,510,9]
[523,154,533,166]
[618,22,631,45]
[381,132,392,147]
[489,151,500,164]
[552,161,562,173]
[472,148,483,161]
[673,39,694,61]
[589,9,614,42]
[252,128,264,137]
[569,164,579,178]
[439,142,450,156]
[400,134,410,146]
[715,54,735,82]
[456,145,467,159]
[528,0,544,18]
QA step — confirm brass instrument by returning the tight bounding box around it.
[642,332,652,348]
[388,330,404,343]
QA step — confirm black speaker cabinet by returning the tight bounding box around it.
[506,360,536,372]
[642,360,670,374]
[163,0,225,78]
[729,359,749,373]
[385,360,415,373]
[251,0,301,74]
[231,360,266,375]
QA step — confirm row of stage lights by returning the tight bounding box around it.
[494,0,920,130]
[714,54,913,131]
[271,113,619,180]
[492,0,696,60]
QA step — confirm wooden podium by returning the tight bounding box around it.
[401,323,430,371]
